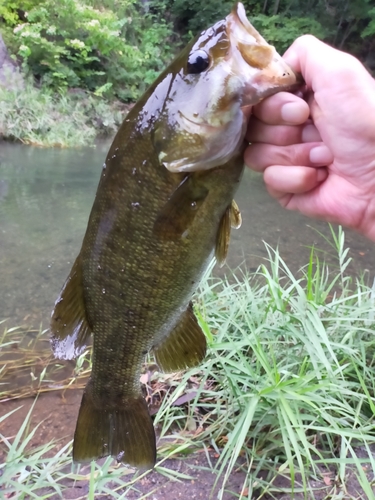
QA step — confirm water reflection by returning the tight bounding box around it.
[0,140,374,328]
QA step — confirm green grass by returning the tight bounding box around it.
[0,81,124,148]
[1,227,375,498]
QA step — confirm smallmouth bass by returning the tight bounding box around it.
[51,2,299,469]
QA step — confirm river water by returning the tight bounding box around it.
[1,140,375,329]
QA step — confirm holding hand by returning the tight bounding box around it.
[245,35,375,241]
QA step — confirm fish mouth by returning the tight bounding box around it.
[228,2,272,60]
[226,3,302,105]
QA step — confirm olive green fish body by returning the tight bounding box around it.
[51,2,300,469]
[81,125,244,403]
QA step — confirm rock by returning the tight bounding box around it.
[0,33,24,90]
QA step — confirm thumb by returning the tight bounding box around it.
[282,35,368,93]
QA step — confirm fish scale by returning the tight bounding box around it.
[50,2,301,469]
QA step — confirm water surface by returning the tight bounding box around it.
[1,141,374,329]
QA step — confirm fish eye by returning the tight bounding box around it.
[186,50,210,74]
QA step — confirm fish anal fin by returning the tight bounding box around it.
[50,255,91,360]
[153,303,207,372]
[215,205,232,267]
[73,385,156,470]
[230,200,242,229]
[153,176,208,239]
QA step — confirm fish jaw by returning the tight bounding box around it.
[227,2,299,106]
[157,3,300,173]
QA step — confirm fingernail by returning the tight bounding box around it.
[309,145,333,164]
[281,102,304,123]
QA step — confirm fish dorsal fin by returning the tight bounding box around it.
[230,200,242,229]
[153,175,208,239]
[153,303,207,372]
[50,255,92,360]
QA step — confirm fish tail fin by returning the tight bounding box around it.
[73,386,156,470]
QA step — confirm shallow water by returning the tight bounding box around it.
[1,140,375,329]
[1,141,374,500]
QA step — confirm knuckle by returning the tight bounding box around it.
[288,144,308,166]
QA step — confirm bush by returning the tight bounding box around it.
[0,81,124,147]
[250,14,329,54]
[171,0,232,34]
[0,0,177,101]
[171,0,330,53]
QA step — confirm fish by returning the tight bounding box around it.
[50,2,299,470]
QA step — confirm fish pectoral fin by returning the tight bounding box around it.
[153,303,207,372]
[230,200,242,229]
[50,255,92,360]
[73,385,156,470]
[153,175,209,239]
[215,204,232,268]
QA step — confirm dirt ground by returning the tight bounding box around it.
[1,390,375,500]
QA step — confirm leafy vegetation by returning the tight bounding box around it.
[0,80,124,147]
[172,0,375,65]
[1,0,374,99]
[0,0,176,101]
[1,229,375,498]
[0,0,374,146]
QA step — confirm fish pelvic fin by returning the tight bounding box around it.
[215,204,232,267]
[230,200,242,229]
[153,303,207,372]
[215,200,242,267]
[73,385,156,470]
[50,255,92,360]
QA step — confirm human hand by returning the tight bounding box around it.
[245,35,375,241]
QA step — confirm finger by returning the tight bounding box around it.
[264,165,328,196]
[247,120,321,145]
[301,123,321,143]
[244,142,333,172]
[252,92,309,125]
[246,118,303,145]
[283,35,369,92]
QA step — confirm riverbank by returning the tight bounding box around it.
[1,0,373,151]
[1,140,375,497]
[2,234,375,499]
[0,82,131,147]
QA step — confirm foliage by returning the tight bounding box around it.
[157,227,375,497]
[0,0,176,100]
[283,0,375,66]
[0,0,374,145]
[171,0,233,34]
[170,0,374,69]
[1,229,375,498]
[0,80,124,147]
[250,14,329,54]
